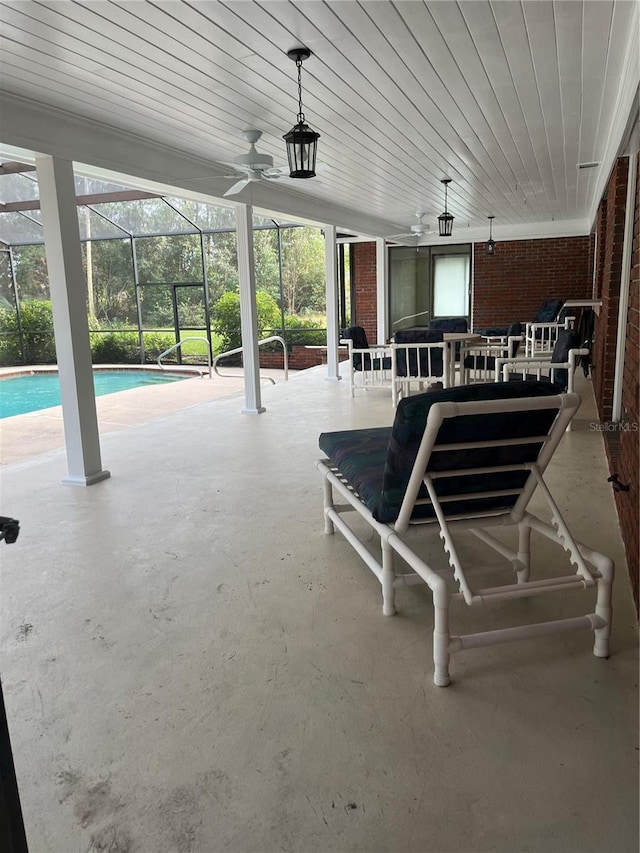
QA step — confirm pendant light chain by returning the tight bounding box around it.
[296,58,305,124]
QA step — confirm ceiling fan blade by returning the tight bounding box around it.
[223,176,251,197]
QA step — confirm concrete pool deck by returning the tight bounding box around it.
[0,365,291,466]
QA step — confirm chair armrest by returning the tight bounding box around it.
[481,334,508,345]
[497,348,589,380]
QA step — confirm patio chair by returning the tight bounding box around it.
[340,326,394,399]
[496,329,588,395]
[392,329,448,405]
[475,298,564,338]
[461,321,523,383]
[524,314,574,357]
[318,381,613,687]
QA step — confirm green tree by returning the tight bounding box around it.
[280,227,325,314]
[12,245,50,300]
[82,239,137,326]
[253,229,280,303]
[205,232,238,303]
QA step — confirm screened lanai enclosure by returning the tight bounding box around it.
[0,162,351,368]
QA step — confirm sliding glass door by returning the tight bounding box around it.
[388,243,471,332]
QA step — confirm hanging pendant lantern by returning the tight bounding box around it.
[486,215,496,254]
[283,48,320,179]
[438,178,454,236]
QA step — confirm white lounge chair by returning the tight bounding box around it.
[318,381,613,687]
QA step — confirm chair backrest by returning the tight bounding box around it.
[341,326,369,349]
[506,321,522,356]
[575,308,596,376]
[550,328,579,390]
[374,381,572,525]
[394,329,444,377]
[534,299,563,323]
[341,326,369,369]
[428,317,469,334]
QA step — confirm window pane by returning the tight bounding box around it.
[389,247,430,330]
[433,254,469,316]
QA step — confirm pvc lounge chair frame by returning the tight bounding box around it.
[525,316,574,357]
[340,326,394,399]
[461,321,523,383]
[317,383,613,687]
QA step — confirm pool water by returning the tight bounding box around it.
[0,370,189,418]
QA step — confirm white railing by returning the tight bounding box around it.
[212,335,289,385]
[157,337,212,378]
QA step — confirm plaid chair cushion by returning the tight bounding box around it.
[428,317,468,333]
[320,382,561,525]
[318,427,390,516]
[394,329,444,378]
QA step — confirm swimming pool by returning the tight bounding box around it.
[0,370,190,418]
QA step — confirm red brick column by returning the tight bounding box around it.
[352,242,378,343]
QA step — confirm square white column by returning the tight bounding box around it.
[324,224,340,380]
[36,155,110,485]
[235,204,265,414]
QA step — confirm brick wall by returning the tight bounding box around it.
[593,158,629,422]
[259,345,347,370]
[594,154,639,612]
[352,242,378,342]
[472,236,593,328]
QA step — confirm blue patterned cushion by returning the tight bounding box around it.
[320,382,561,524]
[319,427,391,516]
[429,317,468,334]
[535,299,563,322]
[549,329,578,390]
[394,329,444,377]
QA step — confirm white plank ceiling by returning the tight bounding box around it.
[0,0,638,240]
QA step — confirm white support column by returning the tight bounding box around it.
[36,155,110,486]
[376,238,388,343]
[235,204,265,414]
[324,224,341,380]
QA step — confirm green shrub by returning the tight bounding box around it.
[211,291,281,353]
[141,331,177,362]
[0,299,56,365]
[282,315,326,348]
[91,330,140,363]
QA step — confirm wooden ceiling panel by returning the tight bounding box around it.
[0,0,636,237]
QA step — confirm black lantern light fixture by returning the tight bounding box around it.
[283,48,320,179]
[486,215,496,255]
[438,178,454,237]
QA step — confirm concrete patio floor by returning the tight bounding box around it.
[0,366,638,853]
[0,365,288,466]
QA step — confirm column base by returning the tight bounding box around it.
[62,470,111,486]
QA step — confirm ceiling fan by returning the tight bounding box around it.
[221,129,288,197]
[387,212,436,242]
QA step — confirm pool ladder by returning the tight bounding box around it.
[212,336,288,385]
[157,337,212,378]
[157,336,289,384]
